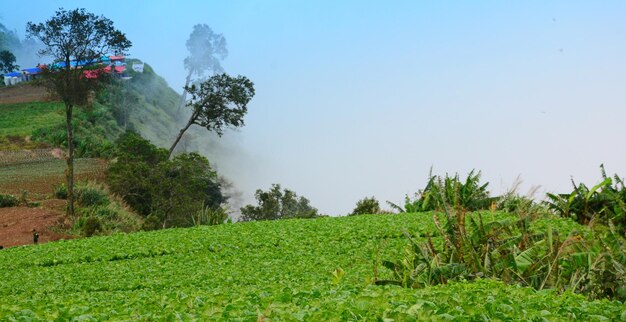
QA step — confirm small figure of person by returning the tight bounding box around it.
[33,229,39,245]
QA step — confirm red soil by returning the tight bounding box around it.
[0,199,74,248]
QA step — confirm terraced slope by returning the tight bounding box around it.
[0,213,624,320]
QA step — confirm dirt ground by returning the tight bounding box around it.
[0,83,53,104]
[0,199,74,248]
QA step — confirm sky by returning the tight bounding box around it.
[2,1,626,215]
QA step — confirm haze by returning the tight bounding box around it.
[3,1,626,215]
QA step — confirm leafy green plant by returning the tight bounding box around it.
[0,194,19,207]
[53,183,68,199]
[388,169,493,213]
[191,205,229,226]
[546,164,626,232]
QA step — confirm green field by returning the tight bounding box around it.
[0,212,623,320]
[0,102,65,137]
[0,158,106,194]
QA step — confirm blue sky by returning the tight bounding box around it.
[3,1,626,215]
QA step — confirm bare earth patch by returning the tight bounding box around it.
[0,83,54,104]
[0,199,73,248]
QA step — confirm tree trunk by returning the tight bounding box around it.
[168,113,195,159]
[65,102,75,217]
[175,69,193,119]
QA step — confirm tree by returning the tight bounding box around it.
[177,24,228,116]
[240,184,318,221]
[0,50,18,73]
[107,132,227,229]
[169,73,254,158]
[350,196,381,216]
[27,8,131,217]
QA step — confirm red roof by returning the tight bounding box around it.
[109,56,125,61]
[83,65,126,78]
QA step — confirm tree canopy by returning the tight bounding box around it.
[169,73,255,157]
[27,8,131,217]
[240,184,318,222]
[0,50,18,73]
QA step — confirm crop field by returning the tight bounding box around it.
[0,212,623,320]
[0,158,106,195]
[0,102,64,137]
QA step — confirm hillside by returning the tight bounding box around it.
[0,60,183,246]
[0,212,623,320]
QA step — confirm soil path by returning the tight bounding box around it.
[0,200,73,248]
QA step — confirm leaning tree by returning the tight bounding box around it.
[27,8,131,216]
[169,73,254,159]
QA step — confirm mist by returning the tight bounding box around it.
[3,1,626,216]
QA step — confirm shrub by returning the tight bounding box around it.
[82,216,102,237]
[76,183,110,207]
[107,132,226,228]
[0,194,19,207]
[350,197,381,216]
[53,184,68,199]
[191,205,230,226]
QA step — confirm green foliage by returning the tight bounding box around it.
[53,183,68,199]
[0,102,65,137]
[170,73,255,156]
[31,102,121,158]
[240,184,318,221]
[81,216,102,237]
[75,182,110,207]
[0,194,19,207]
[389,169,493,213]
[350,196,381,216]
[191,205,229,226]
[546,165,626,232]
[0,213,623,320]
[107,132,226,229]
[0,49,18,73]
[26,8,131,107]
[377,205,626,301]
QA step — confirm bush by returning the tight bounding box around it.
[107,132,226,228]
[76,183,110,207]
[191,205,229,226]
[82,216,102,237]
[0,194,19,207]
[53,184,68,199]
[350,197,381,216]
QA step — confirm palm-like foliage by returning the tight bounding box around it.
[387,169,493,213]
[546,165,626,233]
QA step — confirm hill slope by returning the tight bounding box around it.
[0,212,623,320]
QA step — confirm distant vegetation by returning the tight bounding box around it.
[240,183,319,221]
[350,196,381,216]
